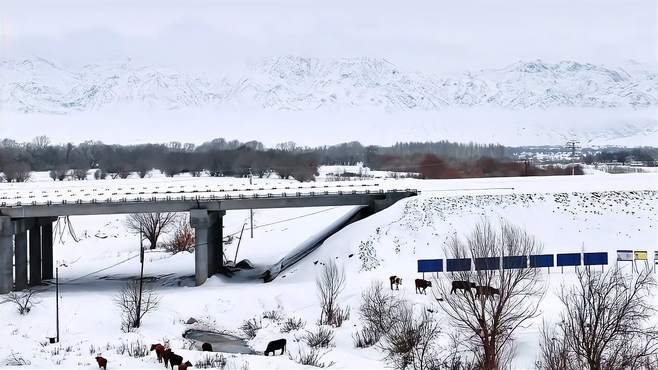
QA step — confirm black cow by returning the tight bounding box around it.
[451,281,476,294]
[264,339,286,356]
[475,285,500,298]
[169,353,183,370]
[389,276,402,290]
[201,342,213,352]
[415,279,432,294]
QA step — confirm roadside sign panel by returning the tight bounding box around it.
[474,257,500,270]
[446,258,471,272]
[503,256,528,269]
[417,259,443,273]
[635,251,648,261]
[583,252,608,266]
[617,250,633,261]
[529,254,554,268]
[557,253,581,267]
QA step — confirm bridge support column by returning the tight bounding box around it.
[14,230,28,291]
[29,222,42,286]
[190,210,225,286]
[40,218,55,280]
[0,217,14,294]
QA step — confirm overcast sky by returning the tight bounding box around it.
[2,0,656,72]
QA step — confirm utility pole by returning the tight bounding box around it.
[249,170,254,239]
[55,266,60,343]
[135,225,145,328]
[566,140,580,175]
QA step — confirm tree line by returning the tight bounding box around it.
[1,136,577,182]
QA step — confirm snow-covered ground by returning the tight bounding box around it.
[1,173,657,369]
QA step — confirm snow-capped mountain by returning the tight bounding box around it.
[1,57,656,114]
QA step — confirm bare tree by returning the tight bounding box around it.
[7,289,39,315]
[316,259,346,326]
[546,267,658,370]
[359,282,402,336]
[163,218,195,254]
[114,280,160,333]
[380,302,442,370]
[125,212,179,249]
[536,321,572,370]
[433,219,545,369]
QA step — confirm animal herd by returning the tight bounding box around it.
[389,275,500,299]
[94,339,288,369]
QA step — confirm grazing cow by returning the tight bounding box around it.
[201,342,212,352]
[169,353,184,370]
[451,281,476,294]
[162,349,172,368]
[150,344,165,363]
[475,285,500,298]
[178,361,193,370]
[415,279,432,294]
[264,339,287,356]
[95,356,107,370]
[389,275,402,290]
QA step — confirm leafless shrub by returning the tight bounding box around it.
[196,353,227,369]
[544,267,658,370]
[359,282,401,336]
[380,303,442,370]
[163,218,195,254]
[433,219,545,370]
[281,317,306,333]
[2,162,31,182]
[4,351,30,366]
[114,280,160,333]
[7,289,39,315]
[240,318,262,339]
[333,306,350,328]
[125,212,179,249]
[352,326,380,348]
[49,168,68,181]
[263,309,284,322]
[316,259,347,326]
[115,340,149,358]
[288,346,335,368]
[304,326,335,348]
[73,168,88,180]
[535,321,571,370]
[437,332,478,370]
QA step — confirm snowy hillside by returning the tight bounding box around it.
[0,174,656,369]
[1,57,656,114]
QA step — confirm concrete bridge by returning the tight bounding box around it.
[0,180,417,293]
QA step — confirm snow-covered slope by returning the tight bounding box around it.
[2,57,656,114]
[0,174,656,369]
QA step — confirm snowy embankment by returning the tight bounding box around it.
[0,173,656,369]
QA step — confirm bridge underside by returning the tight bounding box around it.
[0,191,416,292]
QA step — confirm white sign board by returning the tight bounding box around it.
[617,250,633,261]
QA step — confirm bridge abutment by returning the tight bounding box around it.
[190,210,225,286]
[0,217,13,294]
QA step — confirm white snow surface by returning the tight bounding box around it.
[0,173,657,369]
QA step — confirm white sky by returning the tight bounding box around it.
[2,0,656,72]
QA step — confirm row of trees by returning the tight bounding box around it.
[1,136,584,183]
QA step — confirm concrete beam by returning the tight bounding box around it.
[14,231,28,291]
[0,217,13,294]
[0,191,418,218]
[40,218,54,280]
[29,224,41,286]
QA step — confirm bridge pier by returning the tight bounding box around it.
[14,230,28,291]
[190,210,225,286]
[40,218,55,280]
[29,222,42,286]
[0,217,13,294]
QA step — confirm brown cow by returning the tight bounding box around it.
[162,348,172,368]
[178,361,193,370]
[475,285,500,298]
[415,279,432,294]
[150,343,165,363]
[389,275,402,290]
[95,356,107,370]
[451,280,476,294]
[169,353,184,370]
